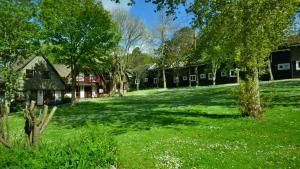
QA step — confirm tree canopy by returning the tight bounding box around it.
[39,0,120,102]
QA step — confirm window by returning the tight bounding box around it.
[26,69,34,78]
[229,69,237,77]
[144,78,148,83]
[182,76,187,81]
[190,75,196,81]
[221,72,227,77]
[208,73,213,80]
[42,71,50,80]
[277,63,290,70]
[296,61,300,70]
[173,76,179,83]
[153,78,158,84]
[200,74,206,79]
[135,79,140,84]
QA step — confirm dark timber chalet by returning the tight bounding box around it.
[54,65,131,99]
[0,56,65,105]
[134,43,300,89]
[54,64,112,99]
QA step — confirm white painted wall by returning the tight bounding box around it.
[37,90,44,105]
[92,85,97,98]
[80,85,85,98]
[55,90,62,101]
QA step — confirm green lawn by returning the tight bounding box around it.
[8,79,300,168]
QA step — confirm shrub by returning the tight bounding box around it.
[0,129,117,169]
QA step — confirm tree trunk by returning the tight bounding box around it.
[176,73,179,88]
[241,67,262,117]
[236,69,240,84]
[136,83,139,91]
[212,69,217,86]
[188,67,191,87]
[0,101,11,148]
[119,75,124,96]
[24,102,57,147]
[157,70,160,88]
[71,64,76,105]
[195,66,199,86]
[267,60,274,81]
[162,66,167,89]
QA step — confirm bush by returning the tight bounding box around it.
[0,129,117,169]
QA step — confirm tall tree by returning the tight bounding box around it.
[155,9,177,89]
[112,9,147,95]
[128,47,154,90]
[118,0,298,117]
[0,0,38,148]
[39,0,120,104]
[164,27,194,87]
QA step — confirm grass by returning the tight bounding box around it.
[5,79,300,168]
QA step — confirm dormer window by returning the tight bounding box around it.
[26,69,34,78]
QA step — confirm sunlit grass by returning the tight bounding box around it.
[6,79,300,168]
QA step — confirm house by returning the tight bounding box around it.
[54,64,112,99]
[139,43,300,89]
[270,43,300,80]
[5,56,66,105]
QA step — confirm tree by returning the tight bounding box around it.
[112,9,147,95]
[0,0,38,148]
[39,0,120,104]
[197,13,232,86]
[128,47,154,90]
[164,27,194,87]
[155,9,177,89]
[118,0,298,117]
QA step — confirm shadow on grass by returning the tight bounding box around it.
[49,79,300,134]
[52,85,241,134]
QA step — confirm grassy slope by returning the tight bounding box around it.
[8,79,300,168]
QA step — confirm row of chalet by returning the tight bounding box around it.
[0,56,129,106]
[1,43,299,105]
[132,43,300,89]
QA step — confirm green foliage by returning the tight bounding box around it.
[128,47,154,80]
[39,0,120,70]
[0,0,39,64]
[164,27,195,65]
[0,127,117,169]
[39,0,120,101]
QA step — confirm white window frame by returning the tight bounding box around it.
[229,69,237,78]
[200,74,206,79]
[153,78,158,84]
[144,78,148,83]
[182,76,187,81]
[208,73,213,80]
[190,75,196,81]
[277,63,290,71]
[221,72,227,77]
[173,76,179,83]
[296,61,300,70]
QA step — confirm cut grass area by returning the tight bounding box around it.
[5,79,300,168]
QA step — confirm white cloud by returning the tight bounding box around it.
[101,0,131,12]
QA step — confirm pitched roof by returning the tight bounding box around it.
[12,56,36,71]
[53,64,71,78]
[11,56,66,86]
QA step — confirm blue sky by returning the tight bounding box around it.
[102,0,193,32]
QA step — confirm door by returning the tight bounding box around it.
[37,90,44,105]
